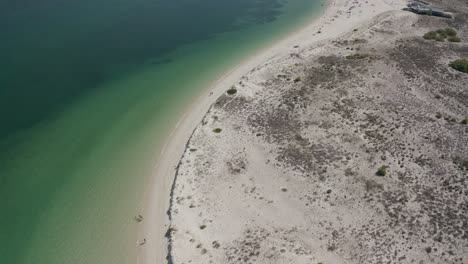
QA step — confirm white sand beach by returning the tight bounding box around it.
[138,0,407,263]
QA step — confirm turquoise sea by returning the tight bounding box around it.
[0,0,324,263]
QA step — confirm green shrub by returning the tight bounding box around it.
[463,161,468,171]
[376,165,387,177]
[423,31,437,40]
[445,28,457,37]
[461,118,468,125]
[453,157,468,171]
[448,36,461,42]
[435,35,445,42]
[436,29,447,38]
[424,29,460,42]
[212,128,222,133]
[449,59,468,73]
[227,87,237,95]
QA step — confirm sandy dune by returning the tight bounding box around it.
[153,0,457,263]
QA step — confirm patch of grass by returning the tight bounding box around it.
[449,59,468,73]
[293,76,302,83]
[212,128,222,133]
[461,118,468,125]
[376,165,387,177]
[424,28,459,42]
[448,36,461,42]
[227,87,237,95]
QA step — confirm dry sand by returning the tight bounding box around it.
[137,0,464,263]
[166,0,468,262]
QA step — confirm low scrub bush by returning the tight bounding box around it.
[436,29,447,38]
[435,35,445,42]
[227,87,237,95]
[445,28,457,37]
[423,31,437,40]
[449,59,468,73]
[463,161,468,171]
[376,165,387,177]
[453,157,468,171]
[448,36,461,42]
[424,28,460,42]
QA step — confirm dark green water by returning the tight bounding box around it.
[0,0,324,263]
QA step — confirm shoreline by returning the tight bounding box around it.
[138,0,404,262]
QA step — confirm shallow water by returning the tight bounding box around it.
[0,0,324,263]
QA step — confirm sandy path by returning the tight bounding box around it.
[138,0,406,263]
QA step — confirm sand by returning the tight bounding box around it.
[165,0,468,262]
[138,0,409,263]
